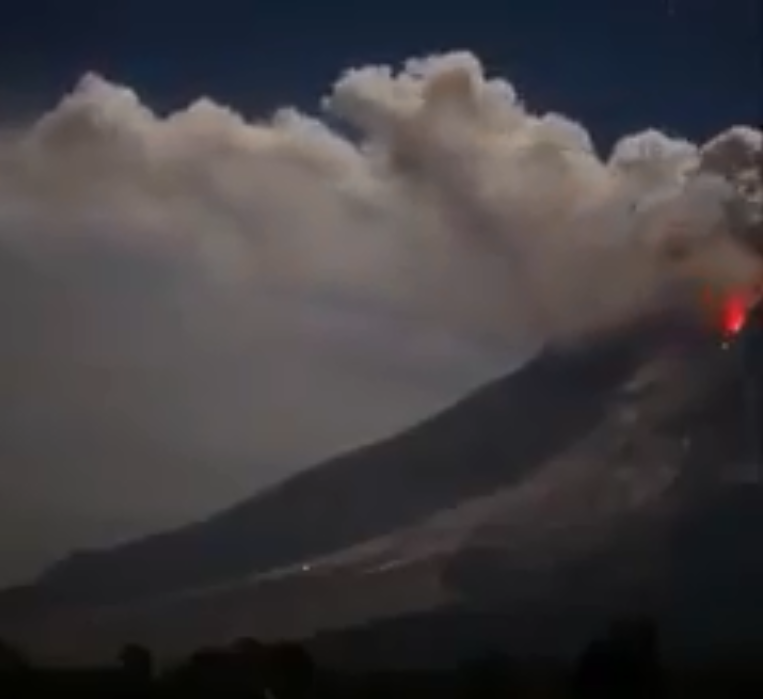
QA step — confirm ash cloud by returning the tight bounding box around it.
[0,51,761,583]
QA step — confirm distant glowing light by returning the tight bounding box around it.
[700,286,760,342]
[722,294,748,337]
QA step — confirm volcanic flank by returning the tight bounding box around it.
[1,51,762,666]
[2,303,762,664]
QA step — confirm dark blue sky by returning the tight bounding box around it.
[0,0,760,149]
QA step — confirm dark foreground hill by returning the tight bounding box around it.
[2,308,762,665]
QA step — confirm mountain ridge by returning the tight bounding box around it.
[3,309,762,664]
[29,319,681,607]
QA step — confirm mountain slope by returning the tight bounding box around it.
[2,311,761,663]
[25,323,670,608]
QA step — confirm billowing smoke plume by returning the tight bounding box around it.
[3,52,762,348]
[328,55,762,341]
[0,51,761,583]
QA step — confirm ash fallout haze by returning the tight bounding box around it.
[0,0,760,591]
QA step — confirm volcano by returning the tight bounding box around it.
[1,307,762,665]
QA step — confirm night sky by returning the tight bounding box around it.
[1,0,759,147]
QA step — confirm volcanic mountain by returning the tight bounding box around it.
[2,307,762,664]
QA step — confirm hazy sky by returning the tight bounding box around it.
[0,0,759,585]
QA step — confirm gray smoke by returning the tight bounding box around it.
[0,51,760,584]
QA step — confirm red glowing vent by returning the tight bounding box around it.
[701,287,759,340]
[721,294,748,338]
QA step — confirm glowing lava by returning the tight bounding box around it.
[701,287,759,342]
[721,294,749,338]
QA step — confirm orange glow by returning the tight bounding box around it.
[700,287,759,340]
[721,294,748,337]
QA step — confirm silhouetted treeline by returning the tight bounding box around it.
[2,616,763,697]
